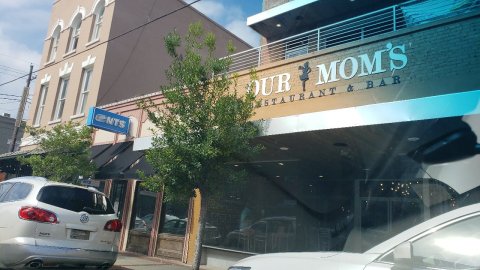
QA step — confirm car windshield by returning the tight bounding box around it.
[37,185,115,215]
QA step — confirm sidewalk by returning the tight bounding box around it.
[111,252,191,270]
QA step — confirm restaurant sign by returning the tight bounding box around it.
[247,42,408,106]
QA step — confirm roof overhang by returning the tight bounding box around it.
[247,0,409,41]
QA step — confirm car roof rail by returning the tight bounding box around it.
[5,176,48,182]
[87,186,104,194]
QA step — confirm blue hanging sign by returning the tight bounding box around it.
[86,107,130,135]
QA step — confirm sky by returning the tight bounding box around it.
[0,0,262,120]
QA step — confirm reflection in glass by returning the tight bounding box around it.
[412,215,480,269]
[126,187,157,254]
[155,200,189,260]
[206,115,480,254]
[109,180,128,219]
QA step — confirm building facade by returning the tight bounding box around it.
[199,0,480,268]
[22,0,251,149]
[0,0,251,263]
[2,0,480,268]
[0,113,24,154]
[81,0,480,268]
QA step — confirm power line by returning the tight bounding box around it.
[0,97,21,101]
[0,72,24,78]
[0,65,26,74]
[0,93,23,98]
[0,0,202,88]
[0,53,33,65]
[0,74,29,87]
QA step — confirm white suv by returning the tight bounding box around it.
[0,176,121,269]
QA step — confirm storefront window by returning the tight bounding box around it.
[155,200,189,260]
[109,180,128,219]
[126,187,157,254]
[206,114,480,254]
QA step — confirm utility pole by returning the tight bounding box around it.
[9,64,34,153]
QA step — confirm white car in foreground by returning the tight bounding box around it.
[228,202,480,270]
[0,176,122,269]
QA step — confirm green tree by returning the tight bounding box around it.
[19,121,96,183]
[139,22,261,270]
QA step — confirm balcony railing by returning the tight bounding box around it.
[228,0,480,73]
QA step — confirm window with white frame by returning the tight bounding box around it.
[67,15,82,52]
[48,27,61,62]
[33,84,48,126]
[76,68,92,115]
[52,77,69,121]
[90,2,105,41]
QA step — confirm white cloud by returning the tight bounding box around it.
[188,0,226,21]
[0,1,49,119]
[225,20,260,47]
[186,0,260,47]
[0,0,36,9]
[0,28,41,119]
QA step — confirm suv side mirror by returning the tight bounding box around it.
[392,242,413,269]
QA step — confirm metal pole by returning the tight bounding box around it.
[393,6,397,32]
[9,64,34,153]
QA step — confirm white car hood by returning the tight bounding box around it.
[232,252,379,270]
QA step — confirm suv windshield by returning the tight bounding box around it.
[37,186,115,215]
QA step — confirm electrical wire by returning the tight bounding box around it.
[0,0,202,88]
[0,97,22,101]
[0,74,28,87]
[0,93,23,98]
[0,65,26,74]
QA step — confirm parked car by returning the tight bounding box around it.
[0,176,122,269]
[228,202,480,270]
[225,216,296,253]
[162,218,222,245]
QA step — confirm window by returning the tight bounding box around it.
[0,183,14,201]
[90,2,105,41]
[34,84,48,126]
[67,15,82,52]
[1,183,33,202]
[76,69,92,114]
[48,26,61,62]
[37,186,115,215]
[52,77,69,120]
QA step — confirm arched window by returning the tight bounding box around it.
[90,1,105,41]
[67,14,82,52]
[48,26,61,62]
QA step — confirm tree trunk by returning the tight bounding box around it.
[192,190,207,270]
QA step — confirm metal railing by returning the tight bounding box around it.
[228,0,480,73]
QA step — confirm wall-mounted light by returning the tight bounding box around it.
[276,23,282,28]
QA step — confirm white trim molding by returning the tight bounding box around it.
[40,73,51,85]
[47,20,64,40]
[68,6,86,27]
[59,62,74,78]
[81,55,96,68]
[90,0,107,16]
